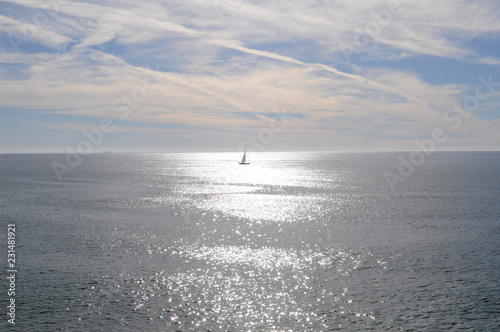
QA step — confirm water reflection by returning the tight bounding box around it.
[199,193,332,223]
[111,244,381,330]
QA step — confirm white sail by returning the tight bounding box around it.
[239,150,249,164]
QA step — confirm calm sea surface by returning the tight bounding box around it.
[0,152,499,331]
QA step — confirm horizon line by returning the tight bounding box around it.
[1,149,499,155]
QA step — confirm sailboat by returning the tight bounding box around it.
[239,150,250,165]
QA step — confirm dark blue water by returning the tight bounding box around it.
[1,152,499,331]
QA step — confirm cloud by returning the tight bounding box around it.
[0,13,74,50]
[1,0,500,151]
[477,57,500,65]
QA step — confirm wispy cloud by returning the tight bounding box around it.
[0,13,74,49]
[1,0,499,151]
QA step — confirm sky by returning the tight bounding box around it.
[0,0,500,153]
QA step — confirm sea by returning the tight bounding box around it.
[0,151,499,331]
